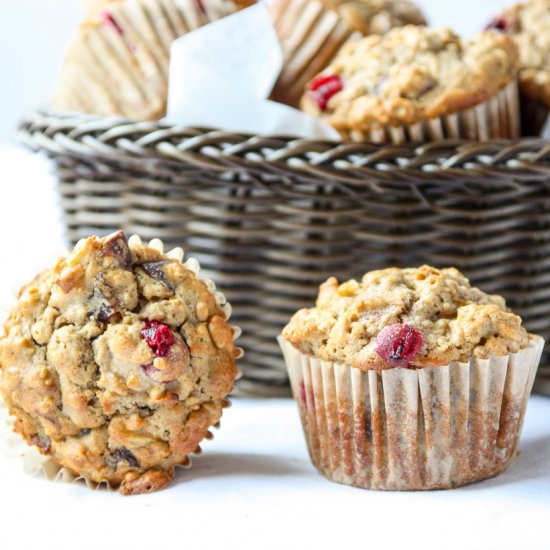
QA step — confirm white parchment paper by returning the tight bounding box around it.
[166,4,340,140]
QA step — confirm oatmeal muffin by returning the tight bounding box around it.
[0,232,240,495]
[486,0,550,135]
[269,0,424,107]
[300,26,520,142]
[53,0,252,120]
[321,0,425,35]
[280,265,543,490]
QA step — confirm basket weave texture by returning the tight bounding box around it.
[18,110,550,397]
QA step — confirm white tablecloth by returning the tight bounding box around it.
[1,396,550,550]
[0,146,549,550]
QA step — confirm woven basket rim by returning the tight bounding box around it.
[17,109,550,186]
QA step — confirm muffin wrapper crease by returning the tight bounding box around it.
[341,80,521,144]
[279,335,543,490]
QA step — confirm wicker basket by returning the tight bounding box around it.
[18,109,550,397]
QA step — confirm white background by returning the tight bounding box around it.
[1,2,549,550]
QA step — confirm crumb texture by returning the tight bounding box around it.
[0,232,238,494]
[321,0,425,35]
[282,265,531,370]
[301,26,518,130]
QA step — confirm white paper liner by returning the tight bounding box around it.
[0,234,241,491]
[279,335,543,490]
[166,4,340,140]
[341,80,521,144]
[269,0,359,108]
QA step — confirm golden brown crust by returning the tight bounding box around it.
[0,232,238,494]
[119,468,173,495]
[301,26,519,131]
[282,265,531,370]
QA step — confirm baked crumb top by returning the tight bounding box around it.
[282,265,531,370]
[301,26,518,130]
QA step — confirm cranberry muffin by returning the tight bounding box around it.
[301,26,520,142]
[0,232,240,495]
[280,266,543,490]
[486,0,550,135]
[269,0,425,107]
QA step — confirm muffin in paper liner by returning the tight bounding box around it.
[53,0,248,120]
[0,234,243,494]
[300,26,521,143]
[278,335,543,490]
[483,0,550,137]
[0,394,232,491]
[342,80,521,144]
[269,0,360,108]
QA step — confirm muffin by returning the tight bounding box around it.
[0,232,240,495]
[53,0,251,120]
[300,26,521,143]
[279,265,543,490]
[269,0,425,107]
[321,0,425,35]
[266,0,357,108]
[486,0,550,136]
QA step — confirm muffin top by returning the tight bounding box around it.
[487,0,550,107]
[0,232,239,495]
[300,26,518,130]
[282,266,531,370]
[321,0,425,35]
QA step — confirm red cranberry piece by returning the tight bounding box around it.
[101,10,124,35]
[141,320,174,357]
[485,16,513,32]
[375,323,424,369]
[307,74,343,111]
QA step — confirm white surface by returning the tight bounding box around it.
[1,396,550,550]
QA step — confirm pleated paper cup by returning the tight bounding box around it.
[0,235,242,492]
[269,0,359,108]
[53,0,243,120]
[279,335,543,490]
[338,80,521,144]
